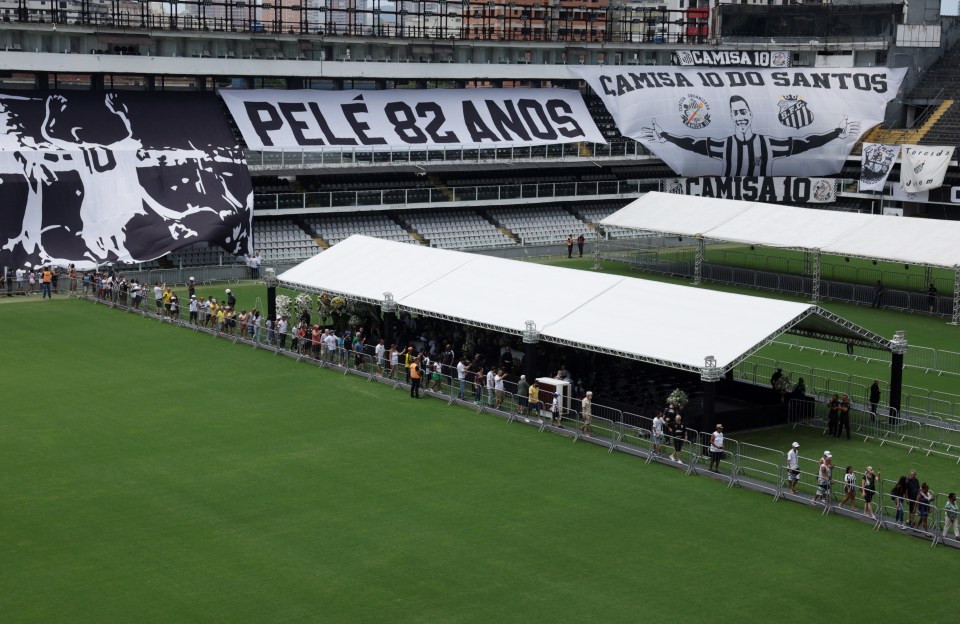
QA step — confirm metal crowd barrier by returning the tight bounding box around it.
[75,291,960,548]
[737,354,960,425]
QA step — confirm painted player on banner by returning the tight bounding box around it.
[0,91,252,269]
[639,95,860,177]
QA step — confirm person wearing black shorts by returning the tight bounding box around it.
[708,424,724,472]
[669,413,687,464]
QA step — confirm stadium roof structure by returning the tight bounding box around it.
[601,192,960,269]
[277,235,892,374]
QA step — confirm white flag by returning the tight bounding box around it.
[900,144,955,193]
[858,143,899,192]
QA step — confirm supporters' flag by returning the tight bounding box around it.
[899,144,955,193]
[572,66,906,177]
[858,143,899,192]
[0,91,252,271]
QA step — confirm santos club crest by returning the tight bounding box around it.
[777,95,813,129]
[678,94,711,129]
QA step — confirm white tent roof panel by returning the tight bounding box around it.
[277,237,475,302]
[398,253,623,334]
[600,196,749,234]
[542,278,814,370]
[830,217,960,268]
[705,204,865,250]
[278,235,827,371]
[602,192,960,268]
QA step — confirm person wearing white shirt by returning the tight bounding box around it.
[456,358,467,399]
[324,331,338,363]
[390,345,400,379]
[277,317,289,350]
[494,370,505,409]
[252,311,262,342]
[786,442,800,494]
[550,392,561,427]
[265,317,275,345]
[15,267,25,294]
[708,424,725,473]
[486,369,495,406]
[652,412,665,457]
[188,295,199,324]
[375,339,386,376]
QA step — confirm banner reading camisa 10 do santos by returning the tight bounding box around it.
[574,67,907,177]
[220,88,605,150]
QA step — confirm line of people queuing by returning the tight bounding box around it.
[789,445,958,539]
[86,284,959,543]
[5,265,79,299]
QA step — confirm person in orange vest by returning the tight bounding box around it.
[41,266,52,299]
[409,355,422,399]
[566,234,574,258]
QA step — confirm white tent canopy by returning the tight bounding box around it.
[278,236,887,373]
[601,192,960,269]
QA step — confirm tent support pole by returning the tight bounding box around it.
[701,356,721,432]
[265,269,278,323]
[382,292,396,347]
[811,248,821,304]
[693,236,704,286]
[889,330,907,423]
[592,229,603,271]
[952,266,960,326]
[523,320,539,382]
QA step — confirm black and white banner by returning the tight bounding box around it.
[891,185,928,203]
[930,185,960,204]
[674,50,792,68]
[663,177,837,203]
[0,91,252,270]
[858,142,899,192]
[899,144,955,193]
[220,89,604,150]
[574,67,906,177]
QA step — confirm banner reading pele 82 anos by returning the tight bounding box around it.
[573,67,906,177]
[220,88,605,150]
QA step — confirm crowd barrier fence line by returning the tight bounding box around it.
[78,291,959,549]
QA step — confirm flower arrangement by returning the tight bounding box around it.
[462,329,476,359]
[330,296,345,311]
[348,314,362,329]
[294,293,313,316]
[275,294,292,318]
[666,388,689,407]
[774,374,793,395]
[317,293,331,311]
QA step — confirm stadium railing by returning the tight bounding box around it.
[601,239,956,318]
[76,291,960,548]
[735,355,960,425]
[246,142,651,170]
[253,179,648,213]
[785,399,960,463]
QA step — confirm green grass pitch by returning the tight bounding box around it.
[1,292,959,624]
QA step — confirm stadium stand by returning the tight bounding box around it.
[399,210,515,249]
[305,213,419,247]
[487,206,596,246]
[579,203,657,239]
[166,241,243,268]
[252,219,322,263]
